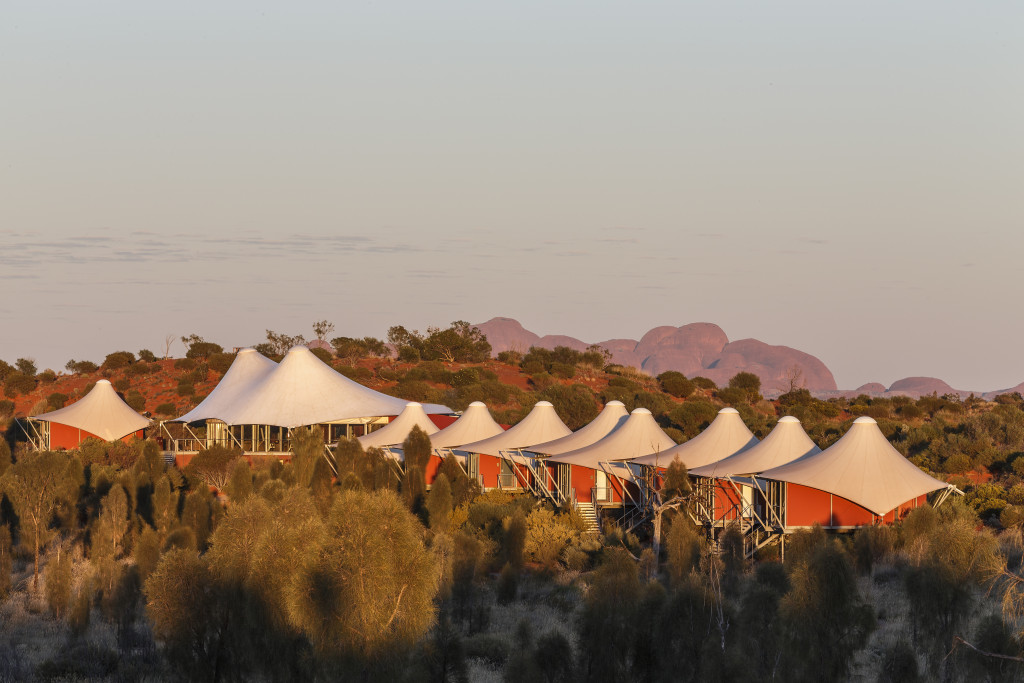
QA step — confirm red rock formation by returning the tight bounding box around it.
[473,318,837,393]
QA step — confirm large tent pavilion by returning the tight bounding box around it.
[523,401,629,501]
[165,346,451,470]
[23,379,151,450]
[756,416,960,533]
[459,401,571,490]
[688,416,821,553]
[428,401,505,482]
[544,407,677,520]
[632,407,759,470]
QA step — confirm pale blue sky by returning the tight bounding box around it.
[1,2,1021,390]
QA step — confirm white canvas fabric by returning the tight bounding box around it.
[547,408,677,469]
[757,416,949,516]
[174,348,278,423]
[33,379,151,441]
[528,401,629,456]
[459,401,571,457]
[357,402,439,449]
[430,401,505,450]
[690,416,819,478]
[632,407,758,469]
[189,346,450,428]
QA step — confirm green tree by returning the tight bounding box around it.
[779,538,875,682]
[728,371,763,402]
[539,384,599,430]
[427,473,453,534]
[287,489,439,660]
[401,425,432,511]
[2,451,77,589]
[45,543,73,619]
[289,425,324,488]
[15,357,37,376]
[658,371,694,398]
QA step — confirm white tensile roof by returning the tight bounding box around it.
[757,416,949,516]
[33,379,151,441]
[430,401,505,450]
[548,408,677,469]
[459,401,571,457]
[174,348,278,424]
[690,416,820,478]
[179,346,451,428]
[632,407,758,469]
[357,402,439,449]
[528,401,629,456]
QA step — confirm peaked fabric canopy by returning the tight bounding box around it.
[33,379,151,441]
[357,402,439,449]
[178,346,450,428]
[429,401,505,450]
[174,348,278,423]
[548,408,677,469]
[632,407,758,469]
[459,401,571,457]
[528,401,629,456]
[690,416,820,478]
[757,416,949,516]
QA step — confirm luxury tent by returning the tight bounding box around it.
[689,416,821,532]
[357,402,440,453]
[164,346,451,464]
[544,407,677,508]
[527,401,629,458]
[756,416,957,530]
[25,379,151,450]
[459,401,571,490]
[632,407,759,470]
[429,401,505,453]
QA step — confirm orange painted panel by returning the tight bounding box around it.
[785,483,833,527]
[570,465,596,503]
[49,423,143,450]
[425,454,443,485]
[830,494,874,527]
[478,453,501,489]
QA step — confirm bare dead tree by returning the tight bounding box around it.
[164,334,176,360]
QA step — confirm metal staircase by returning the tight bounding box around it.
[574,501,601,533]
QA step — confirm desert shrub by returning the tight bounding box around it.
[690,376,716,390]
[103,351,135,369]
[176,382,195,397]
[173,358,195,370]
[497,350,522,365]
[4,371,35,397]
[658,371,694,398]
[310,347,333,363]
[125,390,146,412]
[38,369,56,383]
[550,362,576,379]
[154,402,177,416]
[138,349,157,362]
[185,341,223,359]
[450,368,479,387]
[524,507,575,569]
[66,359,99,374]
[337,365,374,381]
[0,399,13,416]
[207,352,235,374]
[47,392,69,410]
[668,401,718,438]
[540,383,599,430]
[113,377,131,392]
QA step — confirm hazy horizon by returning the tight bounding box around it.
[2,2,1021,391]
